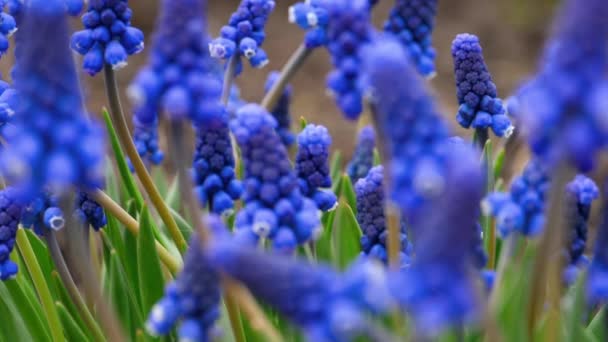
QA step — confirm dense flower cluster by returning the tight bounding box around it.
[20,191,64,235]
[7,0,84,18]
[295,124,337,212]
[209,0,275,70]
[208,235,394,341]
[288,0,330,49]
[131,107,163,166]
[346,125,375,182]
[383,0,437,77]
[0,77,15,137]
[363,37,451,221]
[74,191,107,231]
[482,159,550,237]
[230,104,320,252]
[192,118,243,216]
[0,2,17,58]
[508,0,608,171]
[451,33,513,137]
[356,166,412,267]
[71,0,144,75]
[588,185,608,305]
[0,187,20,281]
[264,71,295,146]
[2,0,105,200]
[325,0,374,120]
[147,232,221,341]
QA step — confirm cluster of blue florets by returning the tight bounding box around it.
[295,124,337,212]
[132,107,164,166]
[0,187,20,281]
[325,0,373,120]
[230,104,320,252]
[288,0,330,49]
[588,185,608,305]
[147,233,221,341]
[451,33,513,137]
[0,77,15,138]
[0,1,17,58]
[347,125,376,182]
[71,0,144,75]
[20,191,64,235]
[384,0,437,77]
[207,235,394,341]
[2,0,105,200]
[7,0,84,19]
[264,71,295,146]
[209,0,275,71]
[192,119,243,216]
[356,166,412,267]
[74,191,107,231]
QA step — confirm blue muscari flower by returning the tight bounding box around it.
[147,229,221,341]
[71,0,144,75]
[7,0,83,18]
[508,0,608,172]
[288,0,330,49]
[295,124,337,212]
[192,115,243,216]
[264,71,295,146]
[131,105,164,166]
[356,165,412,268]
[75,191,107,231]
[363,36,451,221]
[325,0,374,120]
[383,0,437,77]
[587,184,608,305]
[563,175,599,284]
[208,233,395,342]
[390,141,485,334]
[0,1,17,58]
[451,33,513,137]
[230,104,320,252]
[20,191,64,235]
[0,187,21,281]
[209,0,275,70]
[2,0,105,200]
[0,77,16,138]
[346,125,375,182]
[482,159,549,237]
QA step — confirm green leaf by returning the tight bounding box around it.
[50,272,90,338]
[331,201,362,270]
[165,176,181,211]
[137,205,166,315]
[330,151,343,186]
[0,280,52,341]
[493,147,506,181]
[152,167,169,199]
[24,230,57,298]
[373,148,381,166]
[315,210,335,263]
[299,116,308,131]
[340,174,357,215]
[56,302,91,342]
[564,274,587,342]
[0,285,35,341]
[587,307,606,340]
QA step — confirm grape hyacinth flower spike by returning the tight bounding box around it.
[384,0,438,77]
[0,187,21,280]
[356,165,412,267]
[75,191,107,231]
[147,230,221,341]
[71,0,145,75]
[209,0,276,70]
[264,71,295,146]
[131,105,163,166]
[509,0,608,171]
[207,232,395,342]
[587,183,608,305]
[347,125,376,182]
[0,2,16,58]
[295,124,337,212]
[2,0,105,200]
[7,0,84,18]
[230,104,320,252]
[288,0,330,49]
[20,191,65,235]
[451,33,513,138]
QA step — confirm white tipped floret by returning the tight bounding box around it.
[328,201,339,212]
[312,225,323,240]
[145,305,164,336]
[253,221,271,237]
[112,60,128,70]
[221,208,234,219]
[7,27,17,37]
[306,12,318,26]
[49,216,65,231]
[503,124,515,139]
[243,48,256,59]
[288,6,296,23]
[480,198,493,216]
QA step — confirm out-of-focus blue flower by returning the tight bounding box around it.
[0,187,21,281]
[209,0,275,70]
[363,36,451,221]
[192,115,243,217]
[563,175,599,284]
[509,0,608,172]
[295,124,337,212]
[131,105,164,166]
[390,141,485,335]
[74,191,106,231]
[208,233,395,342]
[264,71,295,146]
[2,0,105,200]
[71,0,144,75]
[0,1,17,58]
[346,125,375,182]
[230,104,320,253]
[451,33,513,137]
[587,184,608,305]
[7,0,83,18]
[20,191,64,235]
[288,0,330,49]
[482,160,549,237]
[0,77,16,138]
[146,228,221,341]
[325,0,374,120]
[383,0,437,77]
[356,165,412,268]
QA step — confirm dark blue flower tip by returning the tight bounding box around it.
[0,7,16,57]
[210,0,275,69]
[451,33,513,137]
[0,187,21,281]
[383,0,438,78]
[347,125,376,182]
[288,0,330,48]
[75,191,106,230]
[132,106,164,167]
[264,71,295,146]
[71,0,144,75]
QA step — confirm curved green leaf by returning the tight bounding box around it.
[137,206,166,315]
[331,201,362,270]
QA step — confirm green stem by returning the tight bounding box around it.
[43,230,106,342]
[102,65,187,253]
[221,56,239,106]
[16,229,65,342]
